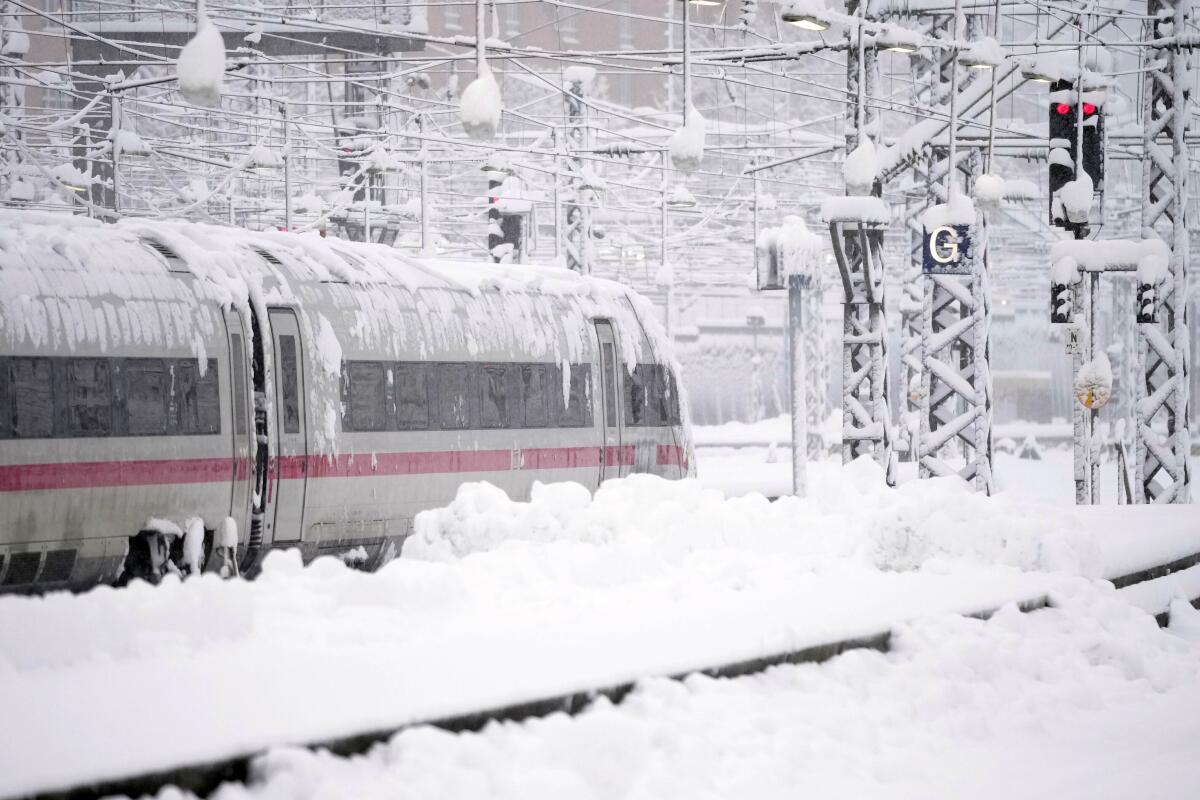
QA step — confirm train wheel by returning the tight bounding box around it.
[117,531,174,586]
[117,532,158,586]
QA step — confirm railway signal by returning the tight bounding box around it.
[1050,280,1073,324]
[1048,80,1105,229]
[485,155,526,263]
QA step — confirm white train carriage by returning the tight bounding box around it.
[0,211,692,592]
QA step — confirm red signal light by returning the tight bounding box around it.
[1082,102,1097,115]
[1054,102,1071,115]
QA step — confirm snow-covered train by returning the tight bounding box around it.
[0,211,692,592]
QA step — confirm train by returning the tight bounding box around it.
[0,210,692,592]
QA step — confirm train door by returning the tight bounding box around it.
[268,308,308,542]
[223,309,253,531]
[595,320,624,483]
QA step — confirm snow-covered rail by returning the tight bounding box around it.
[18,597,1052,800]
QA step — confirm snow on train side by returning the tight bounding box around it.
[0,211,693,592]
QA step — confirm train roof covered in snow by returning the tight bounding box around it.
[0,210,672,370]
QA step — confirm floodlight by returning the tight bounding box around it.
[782,4,831,31]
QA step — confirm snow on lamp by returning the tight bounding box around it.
[782,0,832,31]
[460,63,502,141]
[874,25,923,54]
[958,37,1002,70]
[177,0,225,107]
[842,135,878,196]
[669,104,706,173]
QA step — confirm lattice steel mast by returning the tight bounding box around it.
[1137,0,1193,503]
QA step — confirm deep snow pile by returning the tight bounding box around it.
[6,460,1199,798]
[0,461,1099,796]
[406,458,1102,577]
[173,585,1200,800]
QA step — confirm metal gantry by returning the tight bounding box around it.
[829,210,894,481]
[913,8,995,494]
[916,196,995,492]
[897,15,951,462]
[1137,0,1193,503]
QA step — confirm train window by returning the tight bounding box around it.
[125,359,169,435]
[479,364,513,429]
[436,363,471,430]
[600,345,617,428]
[563,363,593,428]
[661,366,682,426]
[176,360,220,435]
[176,361,196,433]
[201,362,221,433]
[0,359,8,438]
[395,363,429,430]
[231,335,248,436]
[522,364,548,428]
[650,366,672,427]
[65,358,112,436]
[279,335,300,434]
[626,363,653,426]
[344,361,389,432]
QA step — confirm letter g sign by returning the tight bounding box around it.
[922,223,972,275]
[929,226,959,264]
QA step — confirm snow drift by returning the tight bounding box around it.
[407,458,1102,577]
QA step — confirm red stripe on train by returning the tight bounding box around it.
[0,443,670,492]
[0,458,235,492]
[656,444,689,470]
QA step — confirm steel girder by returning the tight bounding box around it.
[916,209,994,493]
[832,219,896,482]
[834,2,895,482]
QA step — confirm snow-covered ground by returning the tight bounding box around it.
[696,440,1199,506]
[172,586,1200,800]
[1,456,1198,797]
[693,414,1075,450]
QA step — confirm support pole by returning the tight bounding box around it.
[681,0,691,116]
[789,274,808,497]
[475,0,486,76]
[563,73,592,274]
[0,1,26,203]
[804,266,828,461]
[418,114,430,254]
[110,95,122,216]
[660,151,673,337]
[281,101,292,232]
[661,152,670,269]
